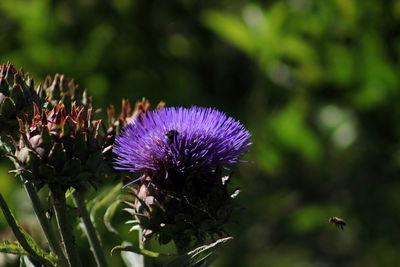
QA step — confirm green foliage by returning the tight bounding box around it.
[0,242,28,256]
[1,0,400,266]
[0,194,55,266]
[112,236,233,266]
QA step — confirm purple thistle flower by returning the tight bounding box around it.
[113,106,251,183]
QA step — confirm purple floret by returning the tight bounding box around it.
[113,106,251,181]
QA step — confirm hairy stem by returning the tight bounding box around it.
[72,190,108,267]
[23,180,69,267]
[52,187,82,267]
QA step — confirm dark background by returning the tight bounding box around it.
[1,0,400,266]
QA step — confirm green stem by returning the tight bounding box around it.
[0,193,54,267]
[72,190,108,267]
[141,227,149,267]
[22,181,69,267]
[52,187,82,267]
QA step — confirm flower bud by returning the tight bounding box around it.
[9,102,108,190]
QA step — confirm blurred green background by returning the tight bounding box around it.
[1,0,400,266]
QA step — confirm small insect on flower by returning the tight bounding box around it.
[164,129,179,142]
[329,217,346,230]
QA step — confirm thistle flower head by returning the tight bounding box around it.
[114,106,251,183]
[114,106,251,250]
[102,98,165,170]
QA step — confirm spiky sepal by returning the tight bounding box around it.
[41,73,91,112]
[125,173,239,253]
[0,63,92,154]
[106,98,164,137]
[0,63,39,137]
[8,102,107,190]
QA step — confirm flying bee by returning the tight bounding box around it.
[328,217,346,230]
[165,130,179,142]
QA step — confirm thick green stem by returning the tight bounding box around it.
[52,187,82,267]
[72,190,108,267]
[22,181,69,267]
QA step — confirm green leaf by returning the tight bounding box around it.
[89,182,123,217]
[121,251,143,267]
[119,241,144,267]
[0,241,28,255]
[0,193,55,266]
[104,200,121,235]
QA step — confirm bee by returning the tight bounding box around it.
[165,130,179,142]
[328,217,346,230]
